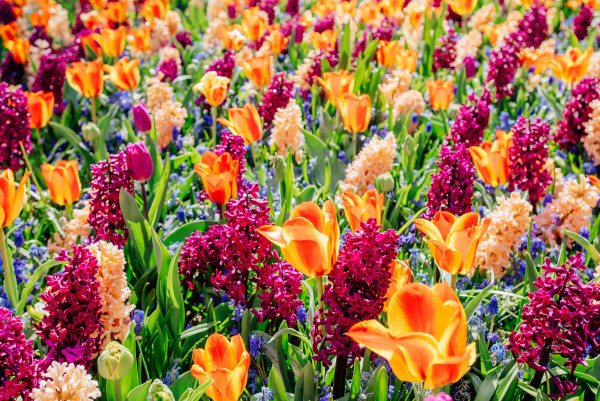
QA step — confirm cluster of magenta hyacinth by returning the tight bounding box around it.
[88,151,134,247]
[32,53,67,115]
[35,245,103,371]
[0,307,40,401]
[432,29,457,72]
[205,49,236,79]
[425,142,475,219]
[557,78,600,151]
[450,89,492,147]
[304,49,339,96]
[313,219,399,368]
[258,73,295,127]
[508,116,552,206]
[509,253,600,399]
[0,82,31,171]
[574,4,593,41]
[158,59,179,83]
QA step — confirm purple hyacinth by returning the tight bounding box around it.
[0,51,24,85]
[29,25,52,45]
[205,49,236,79]
[432,29,457,72]
[512,2,548,48]
[557,79,600,151]
[258,73,295,128]
[0,82,30,171]
[35,245,103,371]
[312,219,399,368]
[425,143,476,219]
[88,151,134,247]
[158,58,179,82]
[574,5,593,41]
[179,223,227,292]
[450,89,492,147]
[174,31,193,48]
[508,116,552,206]
[509,253,600,400]
[487,39,521,99]
[0,0,15,24]
[314,14,335,33]
[32,53,67,115]
[0,307,40,401]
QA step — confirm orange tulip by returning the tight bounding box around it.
[193,71,230,107]
[359,0,382,23]
[414,211,491,275]
[336,0,356,16]
[66,59,104,98]
[312,0,336,16]
[549,47,594,84]
[336,93,372,134]
[520,48,553,75]
[0,169,31,227]
[447,0,478,16]
[41,161,81,206]
[377,40,403,68]
[347,282,476,389]
[267,30,288,55]
[29,10,50,29]
[100,26,126,57]
[0,21,19,42]
[239,54,272,86]
[89,0,105,10]
[127,26,151,52]
[396,48,418,73]
[219,25,246,51]
[381,0,405,19]
[103,57,141,91]
[468,130,512,187]
[25,91,54,129]
[191,334,251,401]
[384,260,411,311]
[80,11,105,31]
[315,70,355,106]
[80,32,103,58]
[257,200,340,278]
[104,1,127,24]
[589,174,600,190]
[194,152,239,204]
[311,29,338,51]
[241,7,267,41]
[5,38,29,64]
[342,188,384,231]
[141,0,168,24]
[217,103,262,144]
[426,79,454,110]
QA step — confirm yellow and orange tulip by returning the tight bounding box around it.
[25,91,54,129]
[80,32,103,58]
[239,54,272,86]
[257,200,340,278]
[41,161,81,206]
[217,103,262,144]
[267,30,288,55]
[589,174,600,190]
[414,211,491,275]
[396,48,418,73]
[127,26,152,52]
[359,0,382,24]
[347,282,476,389]
[426,79,454,110]
[447,0,478,16]
[377,40,403,68]
[0,169,31,227]
[384,260,411,311]
[315,70,354,106]
[342,188,384,231]
[311,29,338,51]
[193,71,230,107]
[103,1,127,24]
[468,130,512,187]
[66,59,104,98]
[241,7,267,41]
[191,334,251,401]
[336,93,372,133]
[89,0,105,10]
[0,21,19,42]
[104,57,141,91]
[5,38,29,64]
[194,152,239,204]
[520,48,553,75]
[141,0,168,24]
[549,47,594,84]
[219,26,246,51]
[100,26,126,58]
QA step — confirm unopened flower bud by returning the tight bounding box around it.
[98,341,134,381]
[186,63,198,76]
[403,136,414,159]
[273,156,286,183]
[148,379,175,401]
[133,100,152,133]
[376,173,395,193]
[82,122,100,142]
[126,141,153,182]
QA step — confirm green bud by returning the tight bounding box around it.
[148,379,175,401]
[273,156,286,183]
[403,136,414,160]
[82,122,100,142]
[98,341,134,381]
[376,173,395,193]
[186,63,198,76]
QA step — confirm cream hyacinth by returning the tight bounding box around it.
[47,4,74,46]
[453,30,482,68]
[475,193,533,278]
[470,4,496,30]
[146,74,187,149]
[88,241,135,350]
[583,99,600,165]
[47,203,91,255]
[32,362,101,401]
[270,99,305,160]
[340,132,397,195]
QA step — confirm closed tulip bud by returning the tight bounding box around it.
[82,122,100,142]
[403,136,414,159]
[98,341,134,381]
[376,173,395,193]
[273,156,286,182]
[148,379,175,401]
[186,62,198,75]
[126,141,153,182]
[133,100,152,133]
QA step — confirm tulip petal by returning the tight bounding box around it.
[204,333,237,371]
[414,218,444,242]
[425,239,463,275]
[346,320,398,361]
[290,202,325,233]
[424,342,477,389]
[256,225,287,248]
[387,282,443,337]
[390,333,443,383]
[432,211,457,242]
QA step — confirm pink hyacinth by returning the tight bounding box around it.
[0,82,30,170]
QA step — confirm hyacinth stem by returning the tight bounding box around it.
[114,378,122,401]
[141,184,149,220]
[451,274,457,291]
[0,229,17,309]
[523,339,554,401]
[316,276,325,335]
[91,97,97,125]
[211,106,217,148]
[333,355,347,399]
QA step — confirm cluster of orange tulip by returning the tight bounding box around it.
[376,40,418,72]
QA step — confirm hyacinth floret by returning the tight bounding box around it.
[258,73,295,128]
[33,54,67,115]
[432,29,457,72]
[0,82,31,170]
[450,89,492,147]
[557,78,600,151]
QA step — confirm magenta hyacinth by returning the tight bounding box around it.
[314,14,335,33]
[312,219,399,368]
[0,51,24,85]
[35,245,104,371]
[205,49,236,79]
[32,54,67,115]
[0,82,31,171]
[0,307,40,401]
[574,5,593,41]
[425,143,476,219]
[508,116,552,206]
[487,39,521,99]
[450,89,492,148]
[432,29,457,72]
[258,72,295,128]
[557,78,600,151]
[88,151,134,247]
[509,253,600,399]
[512,2,548,48]
[158,58,179,83]
[0,0,15,24]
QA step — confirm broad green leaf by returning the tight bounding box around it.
[17,259,63,315]
[473,371,499,401]
[563,229,600,262]
[125,380,152,401]
[268,368,288,401]
[49,121,96,168]
[149,155,171,229]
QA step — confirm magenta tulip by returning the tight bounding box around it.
[133,100,152,133]
[126,141,153,182]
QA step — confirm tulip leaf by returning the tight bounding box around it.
[524,252,539,295]
[365,365,388,401]
[473,371,500,401]
[302,362,315,401]
[563,229,600,262]
[120,189,155,271]
[2,242,17,309]
[349,359,362,401]
[125,380,151,401]
[268,367,288,401]
[163,221,209,247]
[149,154,171,229]
[169,372,197,401]
[184,379,213,401]
[17,259,63,315]
[268,327,312,348]
[48,121,96,168]
[464,281,494,320]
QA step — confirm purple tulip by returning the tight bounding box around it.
[132,100,152,133]
[126,142,153,182]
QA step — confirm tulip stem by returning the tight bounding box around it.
[141,184,149,220]
[0,229,17,309]
[114,378,122,401]
[351,132,357,159]
[91,97,97,125]
[35,128,41,148]
[450,274,457,291]
[211,106,217,148]
[316,276,325,335]
[65,203,73,220]
[220,203,227,224]
[19,141,47,205]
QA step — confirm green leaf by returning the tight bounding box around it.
[365,365,388,401]
[17,259,63,315]
[267,327,312,348]
[524,252,539,294]
[349,359,362,401]
[120,189,155,271]
[169,372,197,401]
[125,380,152,401]
[49,121,96,168]
[473,371,499,401]
[563,229,600,262]
[464,281,494,320]
[149,155,171,229]
[268,368,288,401]
[183,380,213,401]
[164,221,209,246]
[302,363,315,401]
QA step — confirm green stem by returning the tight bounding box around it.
[0,229,17,309]
[35,128,41,148]
[352,131,357,159]
[65,203,73,220]
[141,183,149,221]
[211,106,217,148]
[450,274,457,291]
[316,276,325,336]
[91,97,97,125]
[114,378,122,401]
[220,202,227,224]
[19,141,46,205]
